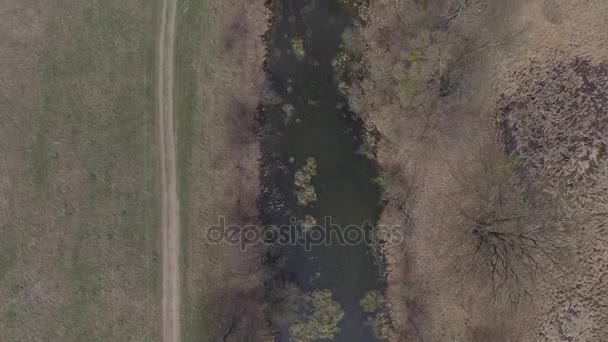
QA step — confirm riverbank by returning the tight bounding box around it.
[173,0,272,340]
[350,0,608,340]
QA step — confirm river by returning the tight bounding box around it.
[259,0,384,341]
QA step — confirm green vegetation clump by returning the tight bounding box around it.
[291,38,305,61]
[359,290,385,313]
[338,80,350,95]
[282,103,295,114]
[283,103,295,124]
[332,50,351,77]
[303,214,317,230]
[294,157,318,206]
[289,289,345,342]
[400,76,419,97]
[491,153,520,175]
[332,49,353,95]
[406,51,418,64]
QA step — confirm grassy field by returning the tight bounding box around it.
[173,0,269,340]
[0,0,160,340]
[0,0,271,340]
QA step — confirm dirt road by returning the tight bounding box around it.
[157,0,179,340]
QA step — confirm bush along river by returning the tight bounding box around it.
[259,0,386,341]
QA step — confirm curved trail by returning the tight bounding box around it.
[157,0,179,340]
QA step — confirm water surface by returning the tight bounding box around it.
[259,1,384,340]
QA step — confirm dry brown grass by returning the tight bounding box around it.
[498,58,608,191]
[489,3,608,340]
[0,0,160,340]
[351,0,608,340]
[173,0,270,340]
[493,51,608,342]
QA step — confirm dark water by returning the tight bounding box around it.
[259,0,383,341]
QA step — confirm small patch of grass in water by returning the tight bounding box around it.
[289,289,345,342]
[282,103,295,124]
[291,38,305,61]
[294,157,318,206]
[302,214,317,230]
[359,290,385,313]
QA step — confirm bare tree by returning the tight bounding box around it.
[207,287,272,342]
[449,144,566,304]
[265,276,301,326]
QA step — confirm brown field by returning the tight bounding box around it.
[350,0,608,340]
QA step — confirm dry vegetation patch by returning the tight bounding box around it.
[498,57,608,190]
[349,0,608,340]
[494,56,608,341]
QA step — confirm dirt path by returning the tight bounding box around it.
[157,0,179,340]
